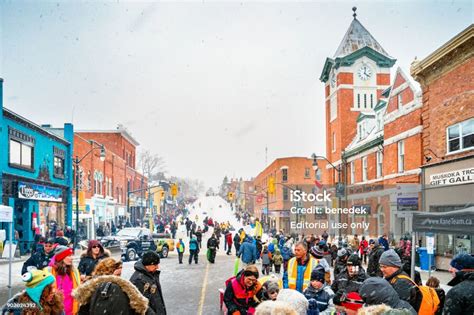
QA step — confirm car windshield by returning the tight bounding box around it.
[116,228,142,238]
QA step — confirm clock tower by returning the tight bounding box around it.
[319,7,396,183]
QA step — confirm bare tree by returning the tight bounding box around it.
[138,150,166,181]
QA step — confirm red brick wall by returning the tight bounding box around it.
[377,73,391,86]
[338,72,354,85]
[421,57,474,164]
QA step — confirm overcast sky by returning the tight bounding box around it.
[1,1,472,189]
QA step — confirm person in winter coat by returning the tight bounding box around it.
[224,265,263,315]
[359,236,369,265]
[333,248,350,277]
[207,234,219,263]
[283,242,319,293]
[272,249,283,274]
[238,237,258,266]
[443,253,474,315]
[255,236,263,260]
[260,246,272,275]
[54,230,69,246]
[233,231,242,255]
[331,254,367,307]
[378,234,389,251]
[426,276,444,315]
[303,265,335,315]
[226,232,233,255]
[1,269,64,315]
[49,246,81,315]
[130,251,167,315]
[195,227,203,248]
[261,280,279,301]
[350,235,360,253]
[78,239,110,282]
[367,239,384,277]
[378,249,421,313]
[359,277,417,315]
[73,257,148,315]
[176,238,185,264]
[189,235,199,264]
[309,246,331,285]
[21,238,55,275]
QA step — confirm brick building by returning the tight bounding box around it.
[411,24,474,269]
[73,125,147,239]
[319,11,424,240]
[253,157,319,234]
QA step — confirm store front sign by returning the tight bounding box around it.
[429,167,474,187]
[18,182,63,202]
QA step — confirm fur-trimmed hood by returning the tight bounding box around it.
[72,275,148,315]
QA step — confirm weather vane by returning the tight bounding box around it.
[352,7,357,19]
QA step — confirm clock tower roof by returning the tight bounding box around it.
[334,14,392,59]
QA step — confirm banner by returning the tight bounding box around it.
[18,182,63,202]
[413,207,474,234]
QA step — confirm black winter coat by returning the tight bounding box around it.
[207,237,219,249]
[367,246,384,277]
[331,266,368,301]
[359,277,417,315]
[73,275,149,315]
[78,250,110,276]
[333,257,347,277]
[21,250,54,275]
[130,261,166,315]
[443,271,474,315]
[385,269,422,312]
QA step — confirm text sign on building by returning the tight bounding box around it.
[429,168,474,187]
[18,182,63,202]
[0,206,13,223]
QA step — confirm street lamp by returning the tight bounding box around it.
[312,153,344,236]
[73,140,106,251]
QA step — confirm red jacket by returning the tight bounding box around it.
[226,233,233,245]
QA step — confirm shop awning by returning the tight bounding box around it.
[413,207,474,234]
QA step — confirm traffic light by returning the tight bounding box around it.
[160,191,165,200]
[268,176,276,194]
[171,184,178,197]
[227,192,234,201]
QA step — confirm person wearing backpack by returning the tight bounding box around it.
[380,249,439,315]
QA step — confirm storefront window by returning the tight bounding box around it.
[437,234,454,257]
[455,235,471,255]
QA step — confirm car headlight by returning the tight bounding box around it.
[120,240,128,248]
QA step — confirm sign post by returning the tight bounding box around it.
[0,205,14,299]
[426,233,435,278]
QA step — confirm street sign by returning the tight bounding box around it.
[0,206,13,223]
[427,235,435,255]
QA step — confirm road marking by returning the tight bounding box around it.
[197,262,210,315]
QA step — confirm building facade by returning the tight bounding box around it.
[319,12,424,240]
[411,24,474,269]
[73,127,147,239]
[0,79,74,254]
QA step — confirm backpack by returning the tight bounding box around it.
[281,246,292,260]
[391,274,440,315]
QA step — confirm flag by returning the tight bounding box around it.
[314,180,323,190]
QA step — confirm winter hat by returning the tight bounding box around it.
[54,246,73,262]
[379,249,402,268]
[341,292,364,311]
[22,269,55,308]
[264,280,280,294]
[310,265,326,283]
[309,246,324,259]
[450,253,474,271]
[276,289,308,315]
[45,238,55,244]
[347,253,361,266]
[337,248,348,258]
[142,251,160,266]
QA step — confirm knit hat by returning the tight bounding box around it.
[309,246,324,259]
[45,238,55,244]
[142,250,160,266]
[310,265,326,283]
[347,253,361,266]
[450,253,474,271]
[54,246,73,262]
[264,280,280,294]
[22,269,55,308]
[337,248,348,258]
[379,249,402,268]
[340,292,364,311]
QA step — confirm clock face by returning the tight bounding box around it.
[358,65,372,81]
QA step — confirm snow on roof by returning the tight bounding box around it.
[334,17,391,59]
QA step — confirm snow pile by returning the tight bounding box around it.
[187,196,243,231]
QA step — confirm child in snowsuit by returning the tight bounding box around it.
[261,246,272,275]
[303,265,335,315]
[272,249,283,274]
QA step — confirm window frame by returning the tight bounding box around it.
[376,151,383,178]
[282,168,288,182]
[53,156,65,179]
[304,167,310,179]
[9,138,35,171]
[398,140,405,173]
[446,118,474,154]
[350,161,355,184]
[362,156,368,182]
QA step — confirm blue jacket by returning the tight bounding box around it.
[189,238,199,251]
[304,285,335,315]
[238,241,257,264]
[268,243,275,254]
[378,237,389,251]
[283,262,309,292]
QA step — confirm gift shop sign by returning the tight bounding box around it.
[18,181,63,202]
[429,168,474,187]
